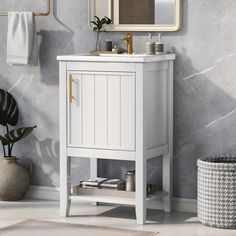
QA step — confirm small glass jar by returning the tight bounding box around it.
[146,42,155,55]
[104,39,113,51]
[145,33,155,55]
[155,42,164,54]
[155,33,164,54]
[125,170,135,192]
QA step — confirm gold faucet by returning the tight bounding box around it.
[122,33,133,54]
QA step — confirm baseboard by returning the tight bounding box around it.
[26,185,60,201]
[173,197,197,213]
[26,185,197,213]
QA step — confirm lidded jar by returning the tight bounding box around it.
[145,33,155,55]
[125,170,135,192]
[155,33,164,54]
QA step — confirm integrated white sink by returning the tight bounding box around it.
[99,53,151,57]
[57,53,175,62]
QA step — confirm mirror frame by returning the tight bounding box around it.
[89,0,183,32]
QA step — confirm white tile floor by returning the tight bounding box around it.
[0,200,235,236]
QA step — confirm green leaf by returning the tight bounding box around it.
[0,89,19,126]
[94,16,101,25]
[95,16,103,29]
[105,16,112,25]
[97,25,103,31]
[1,126,36,146]
[100,17,107,25]
[90,21,98,27]
[0,134,8,145]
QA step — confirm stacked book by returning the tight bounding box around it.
[81,178,125,190]
[81,178,108,187]
[100,179,125,190]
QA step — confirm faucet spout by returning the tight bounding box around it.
[122,33,133,54]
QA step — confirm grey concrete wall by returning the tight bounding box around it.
[1,0,236,199]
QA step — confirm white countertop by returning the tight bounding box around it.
[57,53,176,63]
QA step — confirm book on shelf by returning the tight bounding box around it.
[72,185,135,198]
[100,179,125,190]
[81,177,108,187]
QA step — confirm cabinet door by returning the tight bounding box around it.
[67,72,136,151]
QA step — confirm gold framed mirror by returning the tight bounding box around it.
[89,0,182,32]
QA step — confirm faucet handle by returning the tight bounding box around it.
[127,32,132,37]
[122,32,132,41]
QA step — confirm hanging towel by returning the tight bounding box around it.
[7,12,38,66]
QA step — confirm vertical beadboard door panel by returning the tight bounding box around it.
[67,71,135,151]
[120,74,136,150]
[94,75,108,147]
[107,75,121,149]
[67,74,82,147]
[82,74,95,146]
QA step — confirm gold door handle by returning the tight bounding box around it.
[69,75,76,103]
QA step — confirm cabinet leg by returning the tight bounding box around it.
[163,60,173,213]
[60,156,71,217]
[163,152,173,212]
[135,157,147,225]
[136,203,147,225]
[60,199,71,217]
[90,158,98,206]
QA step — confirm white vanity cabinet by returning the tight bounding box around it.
[57,54,175,225]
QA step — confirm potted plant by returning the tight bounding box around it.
[90,16,112,51]
[0,89,36,201]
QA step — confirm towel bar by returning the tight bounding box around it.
[0,0,50,16]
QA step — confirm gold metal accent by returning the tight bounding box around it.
[69,75,75,103]
[122,33,133,54]
[0,0,50,16]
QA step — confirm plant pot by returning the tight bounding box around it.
[0,157,32,201]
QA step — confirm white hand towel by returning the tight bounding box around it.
[7,12,38,66]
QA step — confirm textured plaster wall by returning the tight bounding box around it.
[1,0,236,199]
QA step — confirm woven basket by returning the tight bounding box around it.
[197,156,236,229]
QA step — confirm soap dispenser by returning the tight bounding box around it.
[145,33,155,55]
[155,33,164,54]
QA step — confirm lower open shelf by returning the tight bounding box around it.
[70,190,167,206]
[70,194,136,205]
